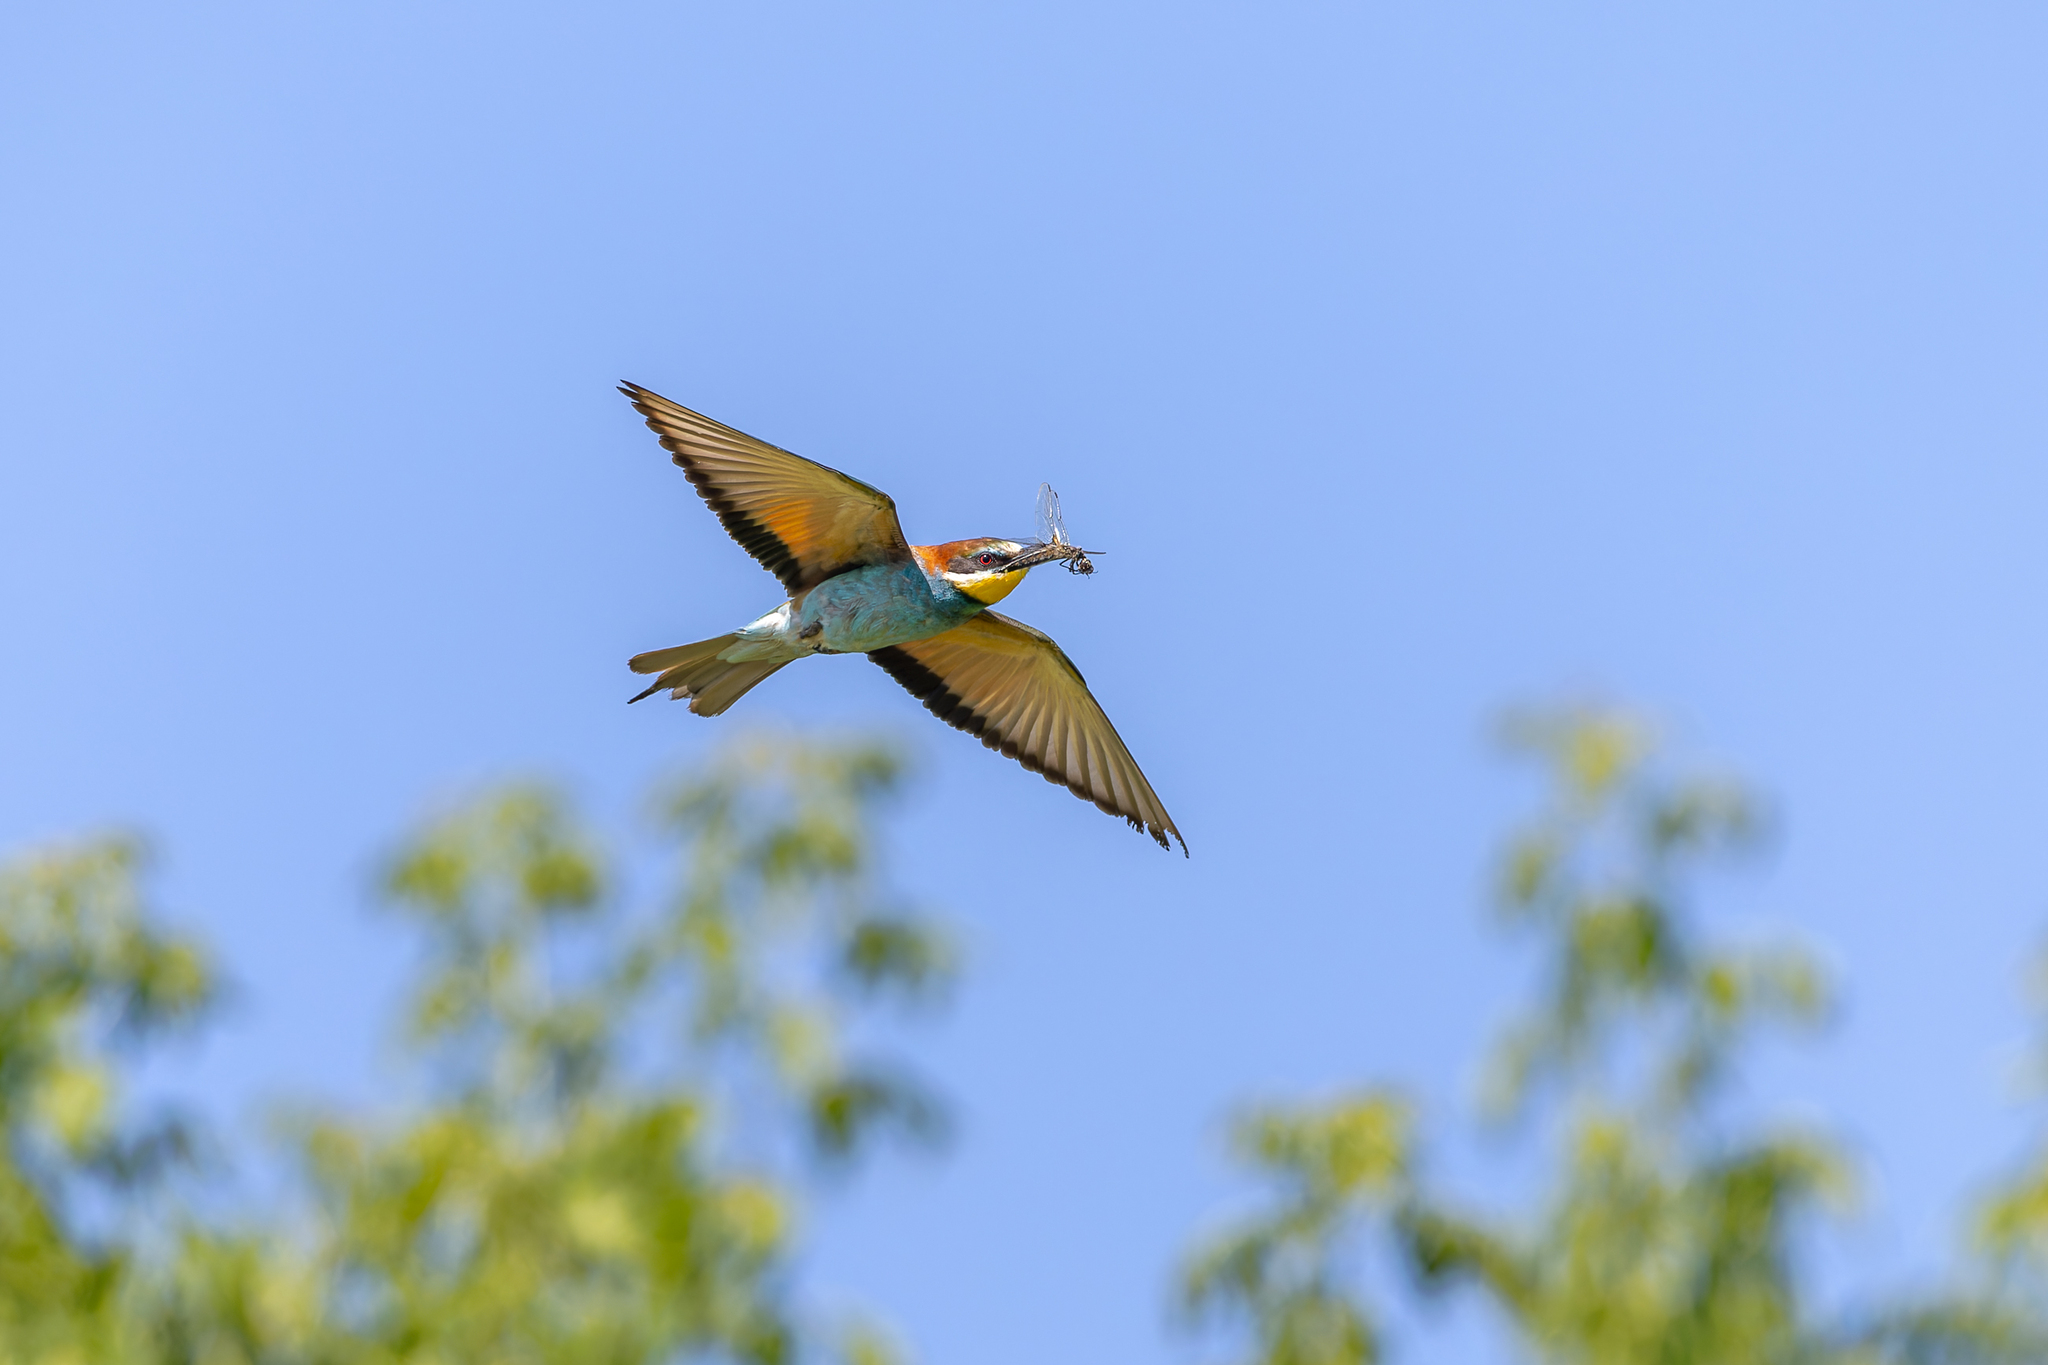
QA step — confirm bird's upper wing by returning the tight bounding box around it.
[869,611,1184,854]
[622,382,914,595]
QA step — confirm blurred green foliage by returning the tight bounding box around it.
[0,836,214,1364]
[0,736,945,1365]
[1181,707,2048,1365]
[13,722,2048,1364]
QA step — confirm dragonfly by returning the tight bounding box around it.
[1030,482,1097,576]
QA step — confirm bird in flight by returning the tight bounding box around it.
[620,382,1184,854]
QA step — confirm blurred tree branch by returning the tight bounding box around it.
[1183,706,1883,1365]
[0,734,947,1365]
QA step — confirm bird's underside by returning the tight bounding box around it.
[619,381,1184,855]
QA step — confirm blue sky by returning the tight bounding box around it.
[6,2,2048,1360]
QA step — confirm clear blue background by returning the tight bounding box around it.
[5,3,2048,1359]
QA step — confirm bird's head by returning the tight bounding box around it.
[921,538,1038,605]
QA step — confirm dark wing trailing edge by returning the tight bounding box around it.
[870,611,1185,854]
[620,382,914,595]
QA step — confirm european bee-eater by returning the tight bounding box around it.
[621,382,1184,854]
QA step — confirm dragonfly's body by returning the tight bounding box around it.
[620,381,1184,854]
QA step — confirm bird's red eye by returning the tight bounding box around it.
[977,552,997,567]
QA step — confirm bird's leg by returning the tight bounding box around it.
[797,619,842,654]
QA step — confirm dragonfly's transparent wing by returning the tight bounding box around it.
[1034,482,1069,548]
[1025,481,1094,574]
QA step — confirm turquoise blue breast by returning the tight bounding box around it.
[799,562,979,653]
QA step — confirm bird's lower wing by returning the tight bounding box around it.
[621,382,913,595]
[869,611,1184,854]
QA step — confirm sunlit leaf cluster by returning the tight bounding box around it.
[0,736,944,1365]
[1183,707,2048,1365]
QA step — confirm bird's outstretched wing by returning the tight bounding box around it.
[621,382,913,595]
[870,612,1184,854]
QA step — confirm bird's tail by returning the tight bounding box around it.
[628,635,789,716]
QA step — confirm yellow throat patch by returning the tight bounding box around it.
[958,567,1028,605]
